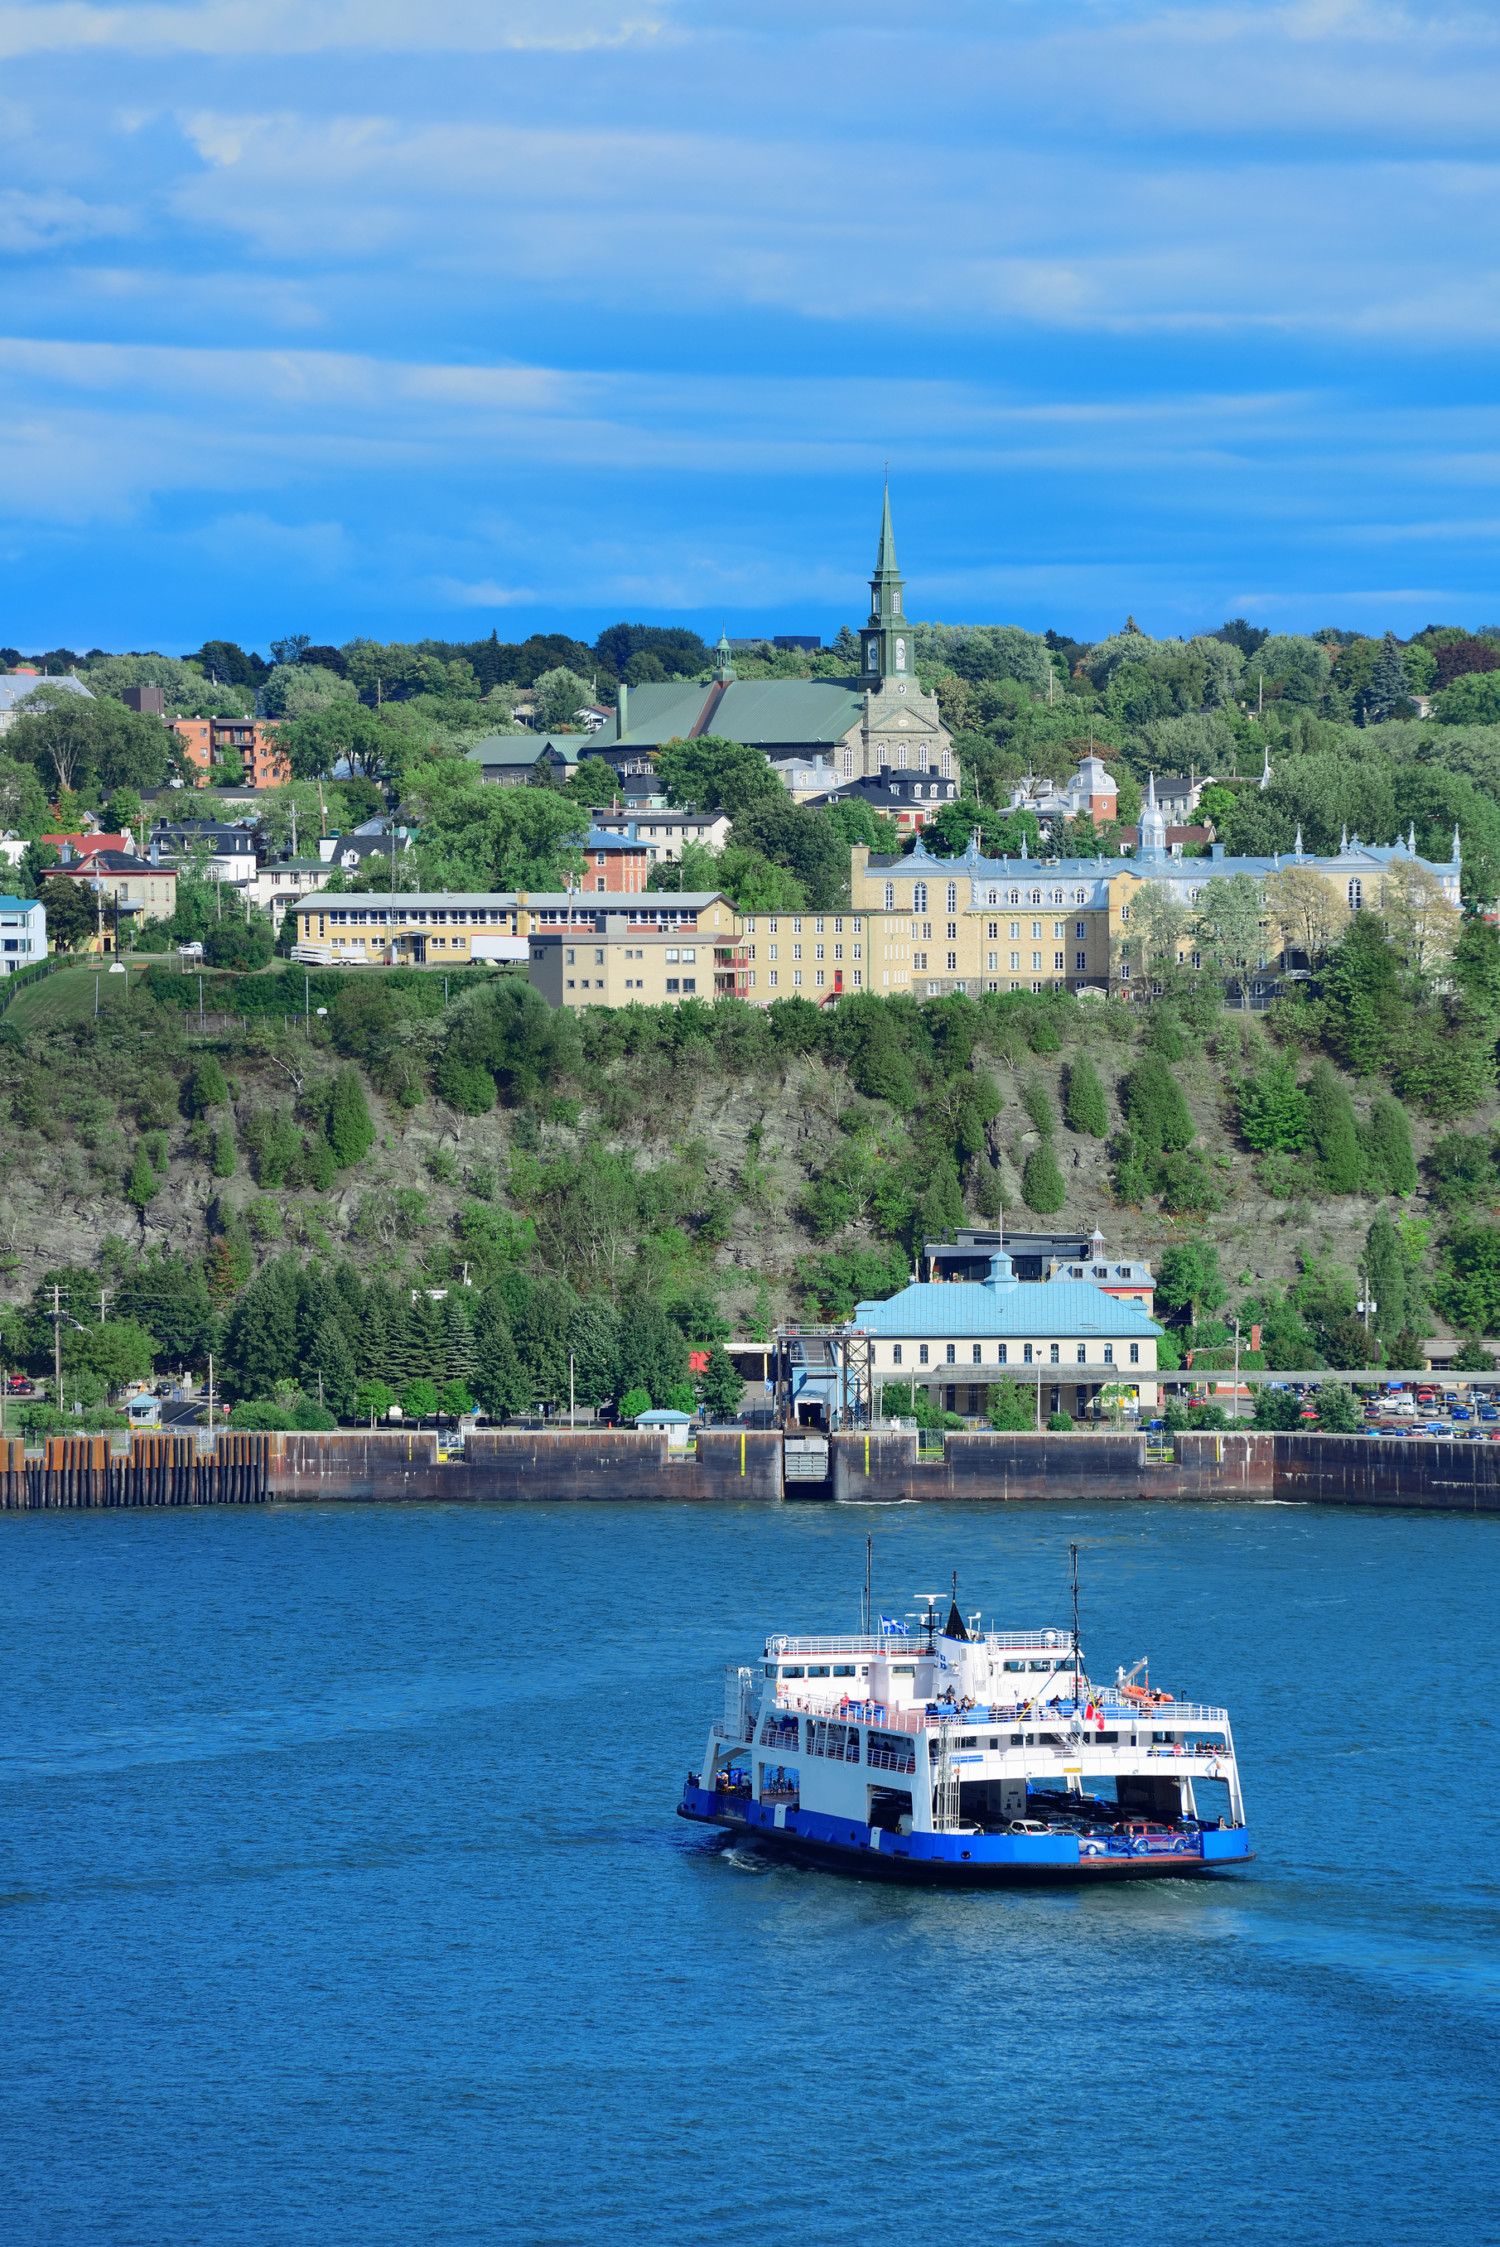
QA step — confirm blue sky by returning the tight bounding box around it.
[4,0,1500,653]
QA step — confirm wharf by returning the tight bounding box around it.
[2,1427,1498,1514]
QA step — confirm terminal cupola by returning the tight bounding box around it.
[860,483,911,684]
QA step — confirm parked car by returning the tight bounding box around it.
[6,1375,36,1395]
[1453,1406,1472,1421]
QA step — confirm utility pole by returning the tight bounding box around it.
[207,1352,214,1441]
[198,974,204,1032]
[569,1351,575,1431]
[53,1283,62,1416]
[99,1288,106,1326]
[304,974,310,1033]
[1233,1319,1241,1422]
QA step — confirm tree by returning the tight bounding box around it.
[1120,1053,1196,1152]
[1238,1052,1310,1152]
[328,1069,375,1166]
[224,1256,301,1394]
[182,1054,229,1115]
[212,1126,237,1178]
[1313,1381,1361,1431]
[617,1298,689,1403]
[1451,1335,1493,1372]
[1252,1387,1303,1429]
[1363,1095,1416,1195]
[260,663,356,720]
[1434,1223,1500,1335]
[0,752,49,839]
[1364,631,1415,724]
[356,1377,394,1426]
[1191,872,1264,999]
[125,1145,159,1213]
[1364,1208,1405,1343]
[305,1318,356,1419]
[438,1377,474,1418]
[1378,863,1461,977]
[39,878,95,953]
[204,917,274,970]
[1261,865,1348,962]
[656,734,782,819]
[5,686,170,796]
[1115,883,1187,989]
[727,795,848,910]
[1064,1055,1108,1136]
[989,1376,1036,1431]
[1021,1143,1065,1214]
[405,764,587,893]
[698,1341,744,1418]
[531,667,595,732]
[473,1290,528,1420]
[66,1318,157,1394]
[619,1386,652,1420]
[1157,1242,1227,1322]
[1305,1059,1363,1193]
[401,1376,440,1419]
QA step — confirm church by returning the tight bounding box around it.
[594,493,959,793]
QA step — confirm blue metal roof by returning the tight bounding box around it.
[853,1277,1162,1339]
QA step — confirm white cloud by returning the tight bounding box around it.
[0,187,133,249]
[0,0,664,57]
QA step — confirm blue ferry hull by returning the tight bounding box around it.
[678,1787,1252,1885]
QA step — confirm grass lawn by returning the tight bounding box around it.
[4,961,145,1029]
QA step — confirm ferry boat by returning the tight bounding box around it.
[678,1588,1251,1884]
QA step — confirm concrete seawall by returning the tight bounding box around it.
[2,1426,1497,1513]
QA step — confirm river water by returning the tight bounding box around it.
[2,1497,1497,2245]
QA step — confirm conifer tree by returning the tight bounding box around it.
[211,1125,237,1178]
[1364,631,1413,724]
[182,1055,229,1116]
[328,1068,376,1167]
[410,1291,447,1385]
[1064,1055,1108,1137]
[305,1317,356,1419]
[125,1145,159,1212]
[1364,1208,1406,1342]
[1120,1054,1195,1152]
[1021,1142,1066,1214]
[1305,1058,1362,1193]
[1364,1095,1417,1195]
[224,1256,300,1394]
[473,1290,528,1421]
[442,1292,477,1383]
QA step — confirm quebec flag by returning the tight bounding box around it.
[879,1616,909,1636]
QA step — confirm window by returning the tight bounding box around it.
[972,1344,982,1364]
[1049,1344,1059,1364]
[834,918,843,933]
[815,943,824,959]
[997,1345,1007,1364]
[1077,1345,1087,1364]
[768,944,778,960]
[853,918,862,933]
[913,882,927,912]
[1076,920,1086,938]
[769,918,779,934]
[682,978,696,993]
[945,1344,956,1364]
[946,920,957,940]
[922,920,932,939]
[1010,952,1020,971]
[815,970,825,987]
[893,1344,903,1365]
[1054,951,1065,971]
[769,971,778,988]
[665,978,679,992]
[834,944,843,961]
[919,1345,929,1365]
[793,918,802,934]
[1104,1344,1114,1365]
[1348,879,1362,910]
[1031,921,1042,940]
[793,943,802,960]
[947,951,957,970]
[682,949,695,963]
[1130,1343,1140,1364]
[744,917,756,934]
[816,918,825,934]
[665,947,678,963]
[988,920,998,939]
[594,949,604,965]
[1076,951,1087,971]
[988,952,998,971]
[565,947,575,964]
[1009,889,1020,905]
[1031,952,1042,971]
[946,882,957,912]
[793,970,802,987]
[1023,1344,1033,1364]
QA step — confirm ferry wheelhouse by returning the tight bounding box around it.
[679,1599,1251,1883]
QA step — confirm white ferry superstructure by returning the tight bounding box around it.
[679,1599,1251,1883]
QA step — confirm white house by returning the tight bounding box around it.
[851,1247,1163,1419]
[0,893,45,973]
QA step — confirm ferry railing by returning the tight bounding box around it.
[768,1693,1230,1729]
[770,1633,1076,1657]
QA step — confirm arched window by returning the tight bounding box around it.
[946,882,957,912]
[913,882,928,912]
[1348,878,1362,910]
[987,888,998,905]
[895,637,907,672]
[1009,889,1020,904]
[883,881,895,911]
[1031,889,1042,905]
[842,748,853,777]
[941,748,952,777]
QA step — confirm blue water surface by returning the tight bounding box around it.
[2,1498,1497,2246]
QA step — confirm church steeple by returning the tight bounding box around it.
[861,481,910,684]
